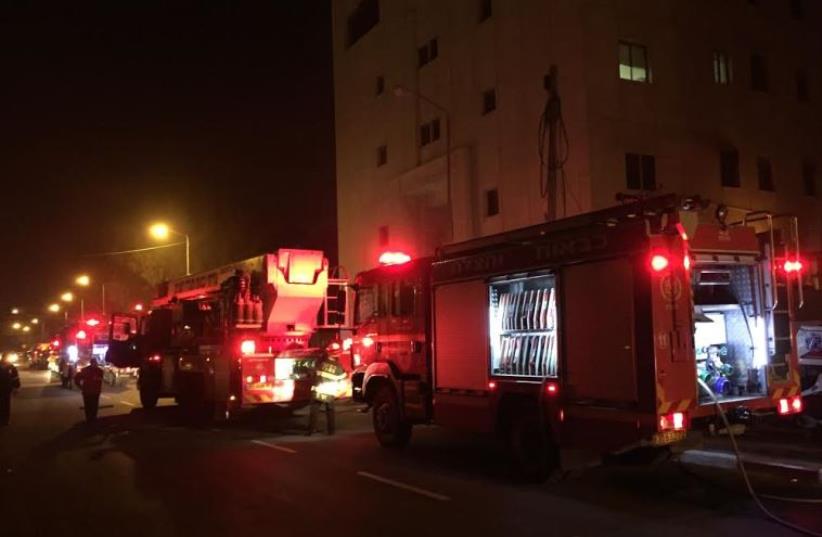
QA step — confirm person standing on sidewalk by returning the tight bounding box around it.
[74,359,104,423]
[0,353,21,426]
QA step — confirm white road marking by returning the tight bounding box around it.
[356,471,451,502]
[251,440,298,454]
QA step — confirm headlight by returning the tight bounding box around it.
[6,353,19,364]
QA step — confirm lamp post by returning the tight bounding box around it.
[393,84,454,241]
[149,222,191,276]
[75,274,108,317]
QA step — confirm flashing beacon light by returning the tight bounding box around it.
[86,318,100,327]
[782,259,804,274]
[650,254,670,272]
[378,251,412,266]
[240,339,256,355]
[75,330,87,340]
[134,303,144,312]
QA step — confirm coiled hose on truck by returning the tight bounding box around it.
[695,377,822,536]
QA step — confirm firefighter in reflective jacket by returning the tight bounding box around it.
[74,359,104,423]
[307,354,347,436]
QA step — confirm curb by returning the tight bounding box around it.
[680,449,822,484]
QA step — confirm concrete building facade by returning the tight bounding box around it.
[332,0,822,277]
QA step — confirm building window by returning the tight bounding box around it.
[757,157,774,191]
[378,225,389,247]
[720,148,740,187]
[479,0,492,22]
[418,38,439,68]
[482,88,496,115]
[347,0,379,48]
[485,189,499,217]
[619,42,649,83]
[796,70,809,102]
[791,0,803,19]
[713,51,731,85]
[625,153,656,190]
[419,118,441,147]
[751,53,768,92]
[803,161,817,197]
[377,145,388,167]
[376,75,385,96]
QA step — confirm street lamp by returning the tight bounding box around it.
[48,304,60,313]
[61,292,74,303]
[11,322,21,330]
[31,318,39,324]
[22,325,30,333]
[149,222,191,275]
[10,307,19,315]
[393,84,454,240]
[75,274,91,287]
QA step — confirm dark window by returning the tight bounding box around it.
[625,153,656,190]
[431,118,441,141]
[378,225,389,246]
[713,51,731,85]
[418,38,438,68]
[757,157,774,191]
[347,0,379,48]
[720,149,740,187]
[420,123,431,145]
[486,189,499,216]
[482,88,496,114]
[393,281,415,316]
[791,0,803,19]
[479,0,492,22]
[619,42,649,82]
[751,53,768,92]
[803,161,817,197]
[796,70,809,102]
[377,145,387,166]
[376,75,385,96]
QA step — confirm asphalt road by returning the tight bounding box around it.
[1,369,820,537]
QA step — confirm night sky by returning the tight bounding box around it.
[0,2,335,320]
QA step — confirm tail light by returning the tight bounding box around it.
[777,396,803,416]
[782,259,804,273]
[240,339,256,355]
[487,381,497,391]
[148,354,161,363]
[545,382,559,396]
[650,253,670,272]
[659,411,687,431]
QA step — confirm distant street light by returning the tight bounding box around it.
[393,84,454,241]
[10,307,20,315]
[12,322,21,330]
[75,274,91,287]
[22,325,30,333]
[31,318,39,324]
[48,304,60,313]
[149,222,191,276]
[61,292,74,303]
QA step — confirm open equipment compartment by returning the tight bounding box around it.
[692,262,769,404]
[488,272,557,378]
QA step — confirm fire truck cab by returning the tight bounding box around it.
[349,195,805,477]
[106,249,331,418]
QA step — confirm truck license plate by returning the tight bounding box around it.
[651,430,686,446]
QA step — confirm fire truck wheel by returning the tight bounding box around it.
[140,389,159,410]
[372,385,412,448]
[508,414,559,483]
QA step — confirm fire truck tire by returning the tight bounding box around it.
[372,385,412,448]
[140,389,159,409]
[508,414,559,483]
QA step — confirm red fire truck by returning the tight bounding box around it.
[106,249,337,418]
[347,195,805,477]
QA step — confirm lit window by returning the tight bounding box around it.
[720,148,740,187]
[482,88,496,115]
[713,51,731,85]
[751,53,768,92]
[802,161,816,197]
[486,189,499,217]
[757,157,774,191]
[377,145,387,167]
[625,153,656,190]
[619,42,649,82]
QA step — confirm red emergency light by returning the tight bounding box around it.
[134,303,144,312]
[361,336,375,348]
[658,411,687,432]
[782,259,804,274]
[240,339,256,355]
[86,318,100,327]
[76,330,87,340]
[777,395,803,416]
[51,339,61,348]
[650,254,670,272]
[545,382,559,396]
[378,251,411,266]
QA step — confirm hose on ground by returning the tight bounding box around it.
[696,377,822,537]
